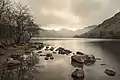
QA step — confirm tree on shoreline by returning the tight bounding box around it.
[0,0,40,45]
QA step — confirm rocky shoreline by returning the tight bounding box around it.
[0,42,117,80]
[0,42,44,80]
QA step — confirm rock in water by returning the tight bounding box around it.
[38,51,42,53]
[84,55,96,66]
[71,55,84,64]
[71,61,84,69]
[46,53,52,57]
[76,51,85,55]
[50,56,54,60]
[71,55,84,69]
[50,47,54,51]
[104,69,116,76]
[53,51,56,54]
[65,49,72,54]
[96,58,101,60]
[71,69,84,80]
[100,64,106,66]
[45,57,49,60]
[40,54,46,56]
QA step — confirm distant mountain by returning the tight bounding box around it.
[78,12,120,39]
[37,28,81,38]
[57,28,75,37]
[37,25,97,38]
[38,29,63,38]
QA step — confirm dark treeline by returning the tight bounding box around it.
[0,0,40,45]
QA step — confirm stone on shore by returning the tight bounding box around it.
[0,43,6,49]
[7,58,21,68]
[71,69,84,80]
[10,54,21,60]
[25,50,32,55]
[104,69,116,76]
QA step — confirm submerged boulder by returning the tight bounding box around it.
[71,69,84,80]
[104,69,116,76]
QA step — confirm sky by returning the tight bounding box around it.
[16,0,120,30]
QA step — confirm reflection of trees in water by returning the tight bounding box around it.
[0,66,32,80]
[0,53,39,80]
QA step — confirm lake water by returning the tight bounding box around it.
[31,38,120,80]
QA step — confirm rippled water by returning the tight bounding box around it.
[31,38,120,80]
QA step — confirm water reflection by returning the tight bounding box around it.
[31,38,120,80]
[0,52,39,80]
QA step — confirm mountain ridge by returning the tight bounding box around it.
[78,12,120,39]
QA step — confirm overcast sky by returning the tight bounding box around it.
[17,0,120,30]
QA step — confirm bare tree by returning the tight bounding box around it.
[0,1,40,44]
[12,3,39,43]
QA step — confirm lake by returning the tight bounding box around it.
[31,38,120,80]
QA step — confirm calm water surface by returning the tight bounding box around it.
[31,38,120,80]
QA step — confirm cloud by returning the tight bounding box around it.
[17,0,120,29]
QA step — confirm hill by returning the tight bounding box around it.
[79,12,120,39]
